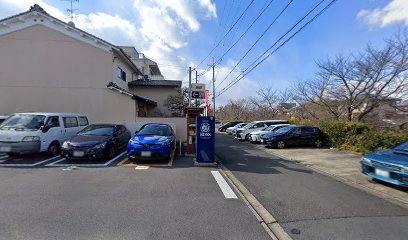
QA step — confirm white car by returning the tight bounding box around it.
[215,120,223,129]
[226,123,247,135]
[235,120,289,141]
[0,113,89,155]
[0,115,8,125]
[248,124,290,143]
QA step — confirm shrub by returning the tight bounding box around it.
[288,119,408,153]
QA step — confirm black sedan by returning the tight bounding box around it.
[61,124,131,160]
[260,125,325,149]
[219,121,243,132]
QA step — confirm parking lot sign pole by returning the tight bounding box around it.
[195,116,216,166]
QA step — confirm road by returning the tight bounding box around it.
[0,156,269,240]
[215,133,408,240]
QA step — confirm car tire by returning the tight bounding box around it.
[47,141,60,156]
[245,134,250,141]
[277,140,286,149]
[314,139,323,148]
[107,146,115,160]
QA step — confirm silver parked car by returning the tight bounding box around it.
[227,123,247,135]
[248,124,290,143]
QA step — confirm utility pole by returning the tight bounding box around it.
[188,67,192,107]
[212,60,216,119]
[195,70,198,107]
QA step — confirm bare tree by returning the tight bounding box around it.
[294,31,408,122]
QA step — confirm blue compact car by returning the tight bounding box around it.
[361,141,408,187]
[127,123,175,160]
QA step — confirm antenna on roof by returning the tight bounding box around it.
[62,0,79,23]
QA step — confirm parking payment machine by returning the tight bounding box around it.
[186,107,203,156]
[195,116,215,164]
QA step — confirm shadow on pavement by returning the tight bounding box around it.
[215,134,313,175]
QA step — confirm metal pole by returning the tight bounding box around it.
[188,67,192,107]
[212,62,215,118]
[195,70,198,107]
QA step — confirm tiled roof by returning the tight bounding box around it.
[128,80,182,87]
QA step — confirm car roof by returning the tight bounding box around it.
[142,123,171,127]
[13,112,87,117]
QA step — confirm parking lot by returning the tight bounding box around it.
[0,152,272,240]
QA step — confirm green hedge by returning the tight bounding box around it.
[289,120,408,154]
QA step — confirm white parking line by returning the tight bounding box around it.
[46,151,126,167]
[211,170,238,199]
[0,155,61,167]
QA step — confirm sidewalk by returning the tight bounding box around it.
[258,146,408,208]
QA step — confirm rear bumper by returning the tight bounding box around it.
[0,141,41,154]
[361,162,408,187]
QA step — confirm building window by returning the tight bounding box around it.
[117,67,127,81]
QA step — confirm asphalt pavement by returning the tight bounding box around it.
[0,156,269,240]
[215,133,408,240]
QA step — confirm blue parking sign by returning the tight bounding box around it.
[196,116,215,163]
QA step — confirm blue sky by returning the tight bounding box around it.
[0,0,407,105]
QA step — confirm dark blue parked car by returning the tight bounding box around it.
[127,123,175,160]
[61,124,131,160]
[361,141,408,187]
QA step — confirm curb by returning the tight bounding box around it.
[216,156,292,240]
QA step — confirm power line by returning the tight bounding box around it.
[213,0,276,66]
[195,0,256,69]
[216,0,295,89]
[217,0,339,97]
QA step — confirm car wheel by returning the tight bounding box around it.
[47,141,60,156]
[277,140,286,149]
[245,134,250,141]
[314,139,323,148]
[107,146,115,159]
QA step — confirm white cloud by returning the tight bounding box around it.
[358,0,408,27]
[0,0,216,82]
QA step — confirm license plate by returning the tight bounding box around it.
[141,151,151,157]
[0,146,11,152]
[73,151,85,157]
[375,169,390,178]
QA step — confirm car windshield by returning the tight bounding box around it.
[393,141,408,152]
[138,124,170,136]
[78,125,114,136]
[0,114,45,130]
[274,126,293,134]
[264,125,277,131]
[243,123,256,129]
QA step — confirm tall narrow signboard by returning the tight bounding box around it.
[195,116,215,164]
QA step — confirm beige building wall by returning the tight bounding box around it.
[129,86,179,116]
[0,24,136,123]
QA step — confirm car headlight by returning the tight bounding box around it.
[361,157,372,164]
[129,139,140,145]
[22,136,40,142]
[93,142,107,149]
[62,141,69,149]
